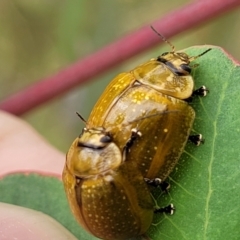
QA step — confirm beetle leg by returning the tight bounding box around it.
[186,85,209,102]
[144,177,170,192]
[144,177,162,187]
[123,128,142,153]
[188,134,204,146]
[154,204,175,215]
[192,85,209,97]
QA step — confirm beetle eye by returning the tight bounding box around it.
[100,135,112,143]
[180,64,191,73]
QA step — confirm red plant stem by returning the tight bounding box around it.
[1,0,240,115]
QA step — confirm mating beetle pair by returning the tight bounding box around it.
[63,29,211,240]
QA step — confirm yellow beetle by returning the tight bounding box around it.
[63,126,173,240]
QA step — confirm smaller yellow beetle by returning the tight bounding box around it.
[63,125,174,240]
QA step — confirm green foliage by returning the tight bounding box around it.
[0,175,97,240]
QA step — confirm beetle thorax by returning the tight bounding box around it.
[67,128,123,179]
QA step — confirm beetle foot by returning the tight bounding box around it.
[154,204,175,215]
[189,134,204,146]
[124,128,142,153]
[144,178,170,192]
[144,177,162,187]
[186,85,209,102]
[192,85,209,97]
[160,181,171,192]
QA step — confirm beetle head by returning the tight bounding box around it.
[151,26,211,76]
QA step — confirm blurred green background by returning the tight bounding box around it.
[0,0,240,152]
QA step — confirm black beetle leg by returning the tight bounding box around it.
[188,134,204,146]
[144,178,170,192]
[154,204,175,215]
[186,85,209,102]
[123,128,142,153]
[192,85,209,97]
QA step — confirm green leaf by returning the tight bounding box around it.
[148,46,240,240]
[0,174,97,240]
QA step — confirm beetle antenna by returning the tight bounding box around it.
[76,112,88,124]
[150,25,175,52]
[189,48,212,61]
